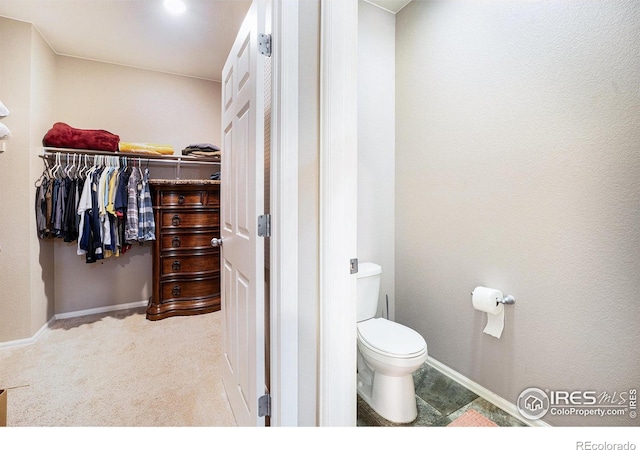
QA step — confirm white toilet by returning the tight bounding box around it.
[356,262,428,423]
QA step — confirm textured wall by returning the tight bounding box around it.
[395,0,640,426]
[28,26,57,333]
[54,56,221,154]
[0,18,57,342]
[0,18,36,342]
[358,1,396,319]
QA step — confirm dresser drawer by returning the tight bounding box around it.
[158,189,220,207]
[160,211,219,228]
[161,231,218,251]
[161,277,220,302]
[160,231,219,252]
[160,252,219,277]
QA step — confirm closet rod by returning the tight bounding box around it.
[41,147,221,165]
[40,147,221,180]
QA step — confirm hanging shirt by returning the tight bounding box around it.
[125,168,141,243]
[76,168,95,256]
[35,177,50,239]
[98,166,112,253]
[45,177,53,236]
[63,177,78,242]
[138,167,156,242]
[115,167,132,254]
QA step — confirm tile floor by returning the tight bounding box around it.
[357,363,527,427]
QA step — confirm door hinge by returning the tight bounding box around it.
[259,33,272,57]
[258,214,271,238]
[350,258,359,275]
[258,393,271,417]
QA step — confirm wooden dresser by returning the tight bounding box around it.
[147,179,222,321]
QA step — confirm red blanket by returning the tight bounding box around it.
[43,122,120,152]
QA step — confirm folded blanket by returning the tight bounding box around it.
[119,148,174,156]
[43,122,120,152]
[119,142,174,155]
[182,143,221,155]
[189,150,221,158]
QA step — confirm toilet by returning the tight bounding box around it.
[356,262,428,423]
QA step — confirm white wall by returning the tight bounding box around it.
[52,56,222,314]
[395,0,640,426]
[358,0,395,319]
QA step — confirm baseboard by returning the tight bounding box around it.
[425,355,551,427]
[0,301,147,349]
[54,300,148,320]
[0,316,55,350]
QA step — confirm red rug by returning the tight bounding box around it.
[446,409,499,427]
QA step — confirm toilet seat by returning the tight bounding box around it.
[357,318,426,359]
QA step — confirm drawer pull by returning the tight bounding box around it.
[172,285,181,297]
[172,260,181,271]
[172,237,181,248]
[178,195,185,205]
[172,215,181,226]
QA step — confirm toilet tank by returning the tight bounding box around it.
[357,262,382,322]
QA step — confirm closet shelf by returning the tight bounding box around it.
[40,147,221,165]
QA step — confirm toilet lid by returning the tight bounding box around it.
[358,318,426,357]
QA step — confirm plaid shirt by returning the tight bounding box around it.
[137,167,156,242]
[125,168,141,243]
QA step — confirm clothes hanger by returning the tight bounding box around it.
[63,153,74,179]
[78,154,87,178]
[50,152,61,179]
[67,154,77,179]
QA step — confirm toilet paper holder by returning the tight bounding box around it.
[499,294,516,305]
[470,291,516,305]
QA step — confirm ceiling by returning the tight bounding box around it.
[366,0,412,14]
[0,0,251,81]
[0,0,410,81]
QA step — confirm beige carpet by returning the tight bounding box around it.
[0,307,236,427]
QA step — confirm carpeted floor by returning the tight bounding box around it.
[0,307,236,426]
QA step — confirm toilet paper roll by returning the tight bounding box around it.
[472,286,504,339]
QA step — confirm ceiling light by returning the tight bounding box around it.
[164,0,186,15]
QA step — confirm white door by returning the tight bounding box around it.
[220,0,266,427]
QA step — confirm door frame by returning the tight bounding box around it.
[269,0,299,426]
[269,0,358,426]
[317,0,359,426]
